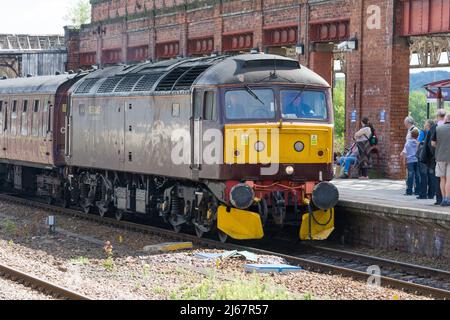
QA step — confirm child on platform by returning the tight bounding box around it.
[401,129,421,196]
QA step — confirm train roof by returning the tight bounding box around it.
[0,74,78,95]
[72,53,330,97]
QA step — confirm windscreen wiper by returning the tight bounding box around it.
[287,86,308,107]
[244,85,265,106]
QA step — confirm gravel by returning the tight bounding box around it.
[0,200,433,300]
[0,276,53,300]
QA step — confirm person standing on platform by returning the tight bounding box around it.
[401,129,420,196]
[436,109,447,126]
[432,113,450,207]
[418,120,436,200]
[403,116,417,141]
[429,111,447,205]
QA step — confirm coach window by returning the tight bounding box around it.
[11,100,18,136]
[203,91,217,121]
[0,101,3,134]
[42,101,49,136]
[32,100,40,136]
[21,100,28,136]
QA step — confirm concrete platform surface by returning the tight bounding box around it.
[332,179,450,221]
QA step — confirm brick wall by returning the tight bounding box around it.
[73,0,415,179]
[64,26,80,72]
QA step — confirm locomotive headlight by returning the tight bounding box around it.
[294,141,304,152]
[230,183,255,210]
[254,141,265,152]
[285,166,295,175]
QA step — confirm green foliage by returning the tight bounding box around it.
[409,90,450,129]
[2,219,17,236]
[333,79,346,153]
[103,256,115,272]
[70,256,90,265]
[65,0,92,28]
[172,273,300,300]
[409,90,429,128]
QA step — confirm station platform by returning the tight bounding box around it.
[331,179,449,259]
[333,179,450,221]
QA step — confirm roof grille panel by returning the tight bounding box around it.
[133,73,163,92]
[97,77,123,93]
[75,78,100,94]
[115,75,143,92]
[155,67,191,92]
[173,65,210,91]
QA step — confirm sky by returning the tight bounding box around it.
[0,0,80,35]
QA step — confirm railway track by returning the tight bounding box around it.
[0,262,90,300]
[0,192,449,300]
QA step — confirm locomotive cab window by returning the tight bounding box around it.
[32,100,40,137]
[225,88,275,120]
[281,89,328,121]
[21,100,29,136]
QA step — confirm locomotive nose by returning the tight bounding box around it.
[312,182,339,210]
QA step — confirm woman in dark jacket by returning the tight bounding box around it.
[420,120,442,204]
[417,120,435,199]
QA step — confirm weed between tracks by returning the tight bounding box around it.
[171,272,312,300]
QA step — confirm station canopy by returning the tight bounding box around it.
[423,79,450,103]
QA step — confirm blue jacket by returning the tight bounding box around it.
[403,138,419,164]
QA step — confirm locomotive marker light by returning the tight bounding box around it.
[285,166,295,175]
[254,141,265,152]
[294,141,304,152]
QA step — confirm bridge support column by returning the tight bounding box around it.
[345,0,410,179]
[309,51,334,88]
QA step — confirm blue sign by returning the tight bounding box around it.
[351,110,357,123]
[380,109,386,123]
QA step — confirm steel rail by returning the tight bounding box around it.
[0,192,449,300]
[0,263,90,300]
[307,245,450,281]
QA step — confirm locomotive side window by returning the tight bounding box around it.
[193,91,203,119]
[203,92,217,121]
[225,89,275,120]
[32,100,40,137]
[21,100,29,136]
[11,100,18,136]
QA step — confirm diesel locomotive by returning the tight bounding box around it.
[0,53,338,242]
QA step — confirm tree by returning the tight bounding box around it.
[65,0,91,29]
[409,90,429,128]
[333,79,346,153]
